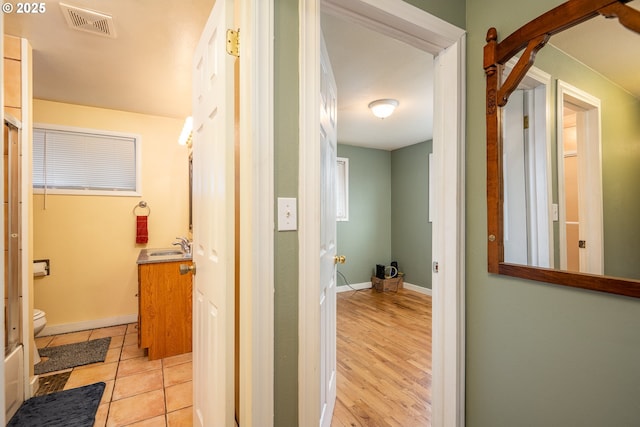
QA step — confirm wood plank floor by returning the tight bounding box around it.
[331,288,432,427]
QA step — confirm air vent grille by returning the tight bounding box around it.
[59,3,116,38]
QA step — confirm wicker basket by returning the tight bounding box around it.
[371,275,403,292]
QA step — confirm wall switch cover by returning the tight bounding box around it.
[277,197,297,231]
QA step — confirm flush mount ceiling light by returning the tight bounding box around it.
[368,98,399,119]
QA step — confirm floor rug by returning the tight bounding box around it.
[35,337,111,375]
[7,382,105,427]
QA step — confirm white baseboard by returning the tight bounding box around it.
[39,314,138,337]
[403,282,433,296]
[30,375,39,398]
[336,282,372,293]
[336,281,432,296]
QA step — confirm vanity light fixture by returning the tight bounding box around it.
[178,116,193,146]
[368,98,399,119]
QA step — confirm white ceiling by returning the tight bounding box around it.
[321,12,434,151]
[3,1,639,151]
[4,0,215,119]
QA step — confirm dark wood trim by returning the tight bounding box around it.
[484,0,640,298]
[499,263,640,299]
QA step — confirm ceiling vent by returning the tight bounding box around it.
[59,3,116,38]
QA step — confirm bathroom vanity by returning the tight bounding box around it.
[137,249,193,360]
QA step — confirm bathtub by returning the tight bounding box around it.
[4,344,24,421]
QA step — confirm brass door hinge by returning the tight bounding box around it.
[226,29,239,57]
[523,115,529,130]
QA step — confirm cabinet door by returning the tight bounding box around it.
[139,262,193,360]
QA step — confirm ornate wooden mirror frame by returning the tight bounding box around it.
[484,0,640,298]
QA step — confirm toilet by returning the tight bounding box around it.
[33,309,47,364]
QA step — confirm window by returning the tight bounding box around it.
[33,124,141,196]
[336,157,349,221]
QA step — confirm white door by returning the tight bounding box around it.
[319,34,338,427]
[502,84,552,267]
[191,1,235,426]
[502,90,529,265]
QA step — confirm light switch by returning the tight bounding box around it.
[277,197,297,231]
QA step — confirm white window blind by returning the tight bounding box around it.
[33,126,140,194]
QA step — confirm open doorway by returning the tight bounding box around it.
[308,2,464,424]
[299,1,465,426]
[321,11,434,424]
[556,81,603,274]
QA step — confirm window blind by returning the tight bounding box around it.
[33,127,138,192]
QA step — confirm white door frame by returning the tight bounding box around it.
[0,14,6,422]
[299,1,466,426]
[238,0,275,425]
[556,80,603,274]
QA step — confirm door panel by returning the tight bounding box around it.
[191,1,235,425]
[319,34,337,427]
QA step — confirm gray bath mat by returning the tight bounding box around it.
[8,382,105,427]
[35,337,111,375]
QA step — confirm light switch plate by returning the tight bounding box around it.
[277,197,297,231]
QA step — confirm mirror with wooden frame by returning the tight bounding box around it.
[484,0,640,298]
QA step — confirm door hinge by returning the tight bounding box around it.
[226,29,239,57]
[578,240,586,249]
[523,115,529,130]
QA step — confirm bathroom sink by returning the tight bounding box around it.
[148,249,184,256]
[137,248,192,264]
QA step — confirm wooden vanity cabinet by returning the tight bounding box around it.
[138,261,193,360]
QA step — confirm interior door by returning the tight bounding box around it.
[191,1,235,426]
[502,86,552,267]
[319,34,338,427]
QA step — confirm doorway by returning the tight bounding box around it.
[299,1,466,426]
[323,8,435,422]
[556,80,603,275]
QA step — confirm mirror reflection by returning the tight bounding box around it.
[501,4,640,280]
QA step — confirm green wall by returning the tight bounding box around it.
[336,142,433,289]
[336,145,392,285]
[391,141,432,288]
[466,0,640,425]
[274,0,299,425]
[403,0,465,29]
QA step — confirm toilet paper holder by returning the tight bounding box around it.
[33,259,50,277]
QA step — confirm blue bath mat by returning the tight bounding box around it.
[7,382,105,427]
[35,337,111,375]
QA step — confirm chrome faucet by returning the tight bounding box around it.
[172,237,192,255]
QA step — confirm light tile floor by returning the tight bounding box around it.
[35,323,193,427]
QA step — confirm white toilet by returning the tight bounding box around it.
[33,309,47,364]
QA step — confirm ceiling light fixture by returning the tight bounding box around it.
[178,116,193,146]
[368,98,399,119]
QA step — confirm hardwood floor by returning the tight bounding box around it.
[331,288,432,427]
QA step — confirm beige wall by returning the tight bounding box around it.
[32,99,190,330]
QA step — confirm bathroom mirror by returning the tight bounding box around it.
[484,0,640,298]
[189,152,193,233]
